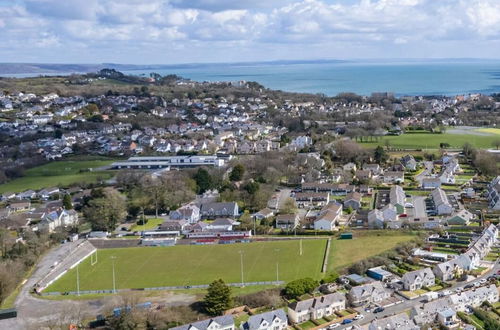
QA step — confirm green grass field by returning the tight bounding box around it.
[46,233,415,293]
[327,233,415,271]
[46,240,327,292]
[0,159,114,193]
[360,131,498,149]
[131,218,164,231]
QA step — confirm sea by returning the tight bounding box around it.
[6,60,500,97]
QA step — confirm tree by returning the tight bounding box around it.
[194,168,213,194]
[281,197,297,214]
[62,194,73,210]
[243,181,259,195]
[284,278,319,299]
[321,272,340,284]
[492,139,500,150]
[83,188,127,231]
[373,146,388,164]
[229,164,245,182]
[203,279,232,316]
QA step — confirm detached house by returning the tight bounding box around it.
[401,155,417,171]
[383,171,405,184]
[343,192,362,210]
[401,268,435,291]
[241,309,288,330]
[38,208,78,232]
[348,281,391,306]
[287,293,346,323]
[170,204,200,223]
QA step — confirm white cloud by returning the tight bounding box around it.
[1,0,500,63]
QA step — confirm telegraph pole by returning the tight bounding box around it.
[274,248,280,284]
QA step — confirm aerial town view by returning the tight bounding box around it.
[0,1,499,330]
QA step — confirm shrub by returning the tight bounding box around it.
[284,278,319,299]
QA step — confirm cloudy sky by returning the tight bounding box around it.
[2,0,500,64]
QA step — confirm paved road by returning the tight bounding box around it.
[333,259,499,329]
[277,189,292,211]
[415,161,434,184]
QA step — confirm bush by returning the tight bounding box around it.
[284,278,319,299]
[234,288,283,309]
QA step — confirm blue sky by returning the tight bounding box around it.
[1,0,500,64]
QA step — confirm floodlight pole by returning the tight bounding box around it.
[238,250,244,287]
[274,248,280,284]
[76,263,80,296]
[111,256,117,293]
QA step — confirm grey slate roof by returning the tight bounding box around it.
[242,309,287,330]
[170,315,234,330]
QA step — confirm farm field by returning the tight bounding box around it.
[46,239,327,292]
[360,131,499,149]
[0,158,115,193]
[327,233,416,272]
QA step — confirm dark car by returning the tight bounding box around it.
[464,284,474,289]
[342,319,353,325]
[373,307,385,313]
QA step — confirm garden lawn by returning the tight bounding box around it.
[131,218,164,231]
[45,240,327,292]
[360,132,497,149]
[0,159,114,193]
[327,233,416,272]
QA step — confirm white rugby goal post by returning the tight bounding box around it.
[90,250,98,266]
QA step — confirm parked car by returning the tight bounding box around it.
[455,287,463,293]
[373,307,385,313]
[342,319,353,325]
[464,284,474,289]
[479,279,487,284]
[473,282,480,287]
[354,314,364,320]
[328,323,340,329]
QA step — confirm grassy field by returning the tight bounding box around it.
[131,218,164,231]
[46,240,327,292]
[0,158,115,193]
[360,131,499,149]
[46,233,416,292]
[327,233,416,272]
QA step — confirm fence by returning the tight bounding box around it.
[40,281,285,296]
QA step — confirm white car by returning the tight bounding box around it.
[354,314,364,320]
[442,290,452,296]
[328,323,340,329]
[479,279,487,284]
[473,282,480,287]
[455,287,463,293]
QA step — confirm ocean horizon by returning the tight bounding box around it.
[4,59,500,97]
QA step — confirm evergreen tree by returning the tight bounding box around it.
[62,194,73,210]
[374,145,388,164]
[229,164,245,181]
[204,279,232,316]
[194,168,213,194]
